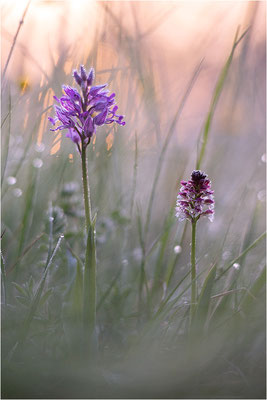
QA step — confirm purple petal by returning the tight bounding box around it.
[87,68,94,86]
[89,84,107,96]
[94,109,108,126]
[73,70,82,86]
[66,128,81,143]
[80,65,87,81]
[83,115,95,137]
[48,116,56,125]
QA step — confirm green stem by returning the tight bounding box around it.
[81,144,96,353]
[81,145,92,231]
[190,220,197,323]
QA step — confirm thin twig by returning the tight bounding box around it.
[2,0,31,81]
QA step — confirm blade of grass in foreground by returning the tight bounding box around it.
[6,234,64,361]
[1,251,7,305]
[133,267,209,348]
[97,267,122,311]
[196,27,249,170]
[1,89,11,185]
[216,231,266,280]
[20,234,64,342]
[6,233,44,276]
[66,244,83,323]
[14,167,39,278]
[210,232,266,326]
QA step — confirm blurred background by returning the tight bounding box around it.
[1,1,266,398]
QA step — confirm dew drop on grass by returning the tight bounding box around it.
[122,259,129,267]
[13,188,22,198]
[261,153,266,163]
[49,217,54,222]
[35,143,45,153]
[32,158,43,168]
[174,245,182,254]
[233,263,240,270]
[257,190,266,202]
[7,176,17,185]
[182,296,189,305]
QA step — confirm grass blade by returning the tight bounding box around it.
[2,1,31,82]
[240,266,266,314]
[191,264,217,334]
[144,60,203,239]
[97,267,122,311]
[216,231,266,280]
[196,28,249,169]
[66,244,84,322]
[1,89,11,184]
[6,234,64,359]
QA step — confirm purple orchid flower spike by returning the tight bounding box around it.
[176,170,215,223]
[176,170,215,326]
[48,66,125,153]
[47,66,126,350]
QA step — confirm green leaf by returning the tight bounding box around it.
[18,235,64,345]
[12,282,28,297]
[40,288,54,307]
[16,296,30,307]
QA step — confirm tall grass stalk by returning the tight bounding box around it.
[144,60,203,240]
[216,230,266,280]
[2,0,31,82]
[196,28,248,170]
[1,89,11,185]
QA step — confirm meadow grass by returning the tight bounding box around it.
[1,2,266,398]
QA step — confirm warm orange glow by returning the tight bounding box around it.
[50,132,62,155]
[2,1,265,153]
[68,153,74,162]
[38,88,54,145]
[2,1,264,85]
[106,132,114,151]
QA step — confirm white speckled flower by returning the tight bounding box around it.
[176,170,214,223]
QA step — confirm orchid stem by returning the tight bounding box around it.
[81,144,97,354]
[81,145,92,231]
[190,220,197,324]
